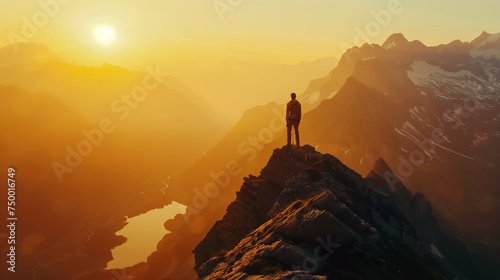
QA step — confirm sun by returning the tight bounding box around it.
[95,26,116,45]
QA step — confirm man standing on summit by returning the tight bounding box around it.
[286,92,301,147]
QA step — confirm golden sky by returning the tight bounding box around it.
[1,0,498,68]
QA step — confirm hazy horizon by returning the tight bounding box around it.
[2,0,499,70]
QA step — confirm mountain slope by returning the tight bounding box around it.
[0,85,125,279]
[125,102,286,280]
[194,146,452,279]
[0,47,227,278]
[301,77,400,173]
[175,57,338,121]
[296,32,500,247]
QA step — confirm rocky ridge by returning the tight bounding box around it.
[194,145,444,279]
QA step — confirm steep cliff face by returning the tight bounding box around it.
[298,32,500,244]
[194,146,443,279]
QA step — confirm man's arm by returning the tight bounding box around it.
[286,102,290,121]
[298,102,302,122]
[285,102,290,127]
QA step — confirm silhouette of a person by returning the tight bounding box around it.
[286,92,301,147]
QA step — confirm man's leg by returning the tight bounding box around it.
[287,123,292,146]
[294,124,300,147]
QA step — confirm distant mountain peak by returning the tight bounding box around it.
[2,41,51,52]
[470,31,500,60]
[372,157,392,176]
[470,31,493,46]
[99,62,128,72]
[382,33,408,49]
[478,30,492,38]
[0,42,55,66]
[446,39,465,46]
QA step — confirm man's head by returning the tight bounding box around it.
[291,92,296,100]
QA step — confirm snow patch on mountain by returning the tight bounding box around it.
[471,33,500,60]
[471,46,500,61]
[306,91,320,104]
[385,41,397,49]
[484,33,500,44]
[430,244,444,259]
[407,61,478,86]
[327,90,338,99]
[433,142,474,160]
[407,61,500,101]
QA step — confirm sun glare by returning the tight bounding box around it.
[95,26,116,45]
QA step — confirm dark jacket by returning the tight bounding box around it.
[286,99,301,124]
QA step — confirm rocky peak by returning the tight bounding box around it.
[382,33,408,49]
[372,157,392,176]
[470,31,492,46]
[194,146,444,279]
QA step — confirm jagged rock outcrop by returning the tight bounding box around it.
[194,145,444,279]
[193,145,327,272]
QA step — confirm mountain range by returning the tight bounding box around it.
[298,31,500,245]
[0,44,227,279]
[174,56,338,121]
[131,31,500,279]
[0,31,499,279]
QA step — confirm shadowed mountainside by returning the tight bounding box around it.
[0,68,224,278]
[295,32,500,248]
[193,146,451,279]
